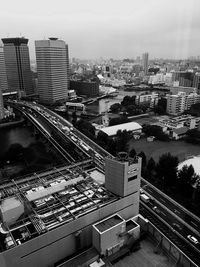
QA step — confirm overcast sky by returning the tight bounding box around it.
[0,0,200,60]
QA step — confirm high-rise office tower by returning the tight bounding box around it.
[142,52,149,75]
[0,46,8,92]
[35,38,69,104]
[1,37,33,96]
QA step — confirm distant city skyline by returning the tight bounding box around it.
[0,0,200,60]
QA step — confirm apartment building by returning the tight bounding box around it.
[167,92,200,115]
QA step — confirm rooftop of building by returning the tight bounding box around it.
[57,235,176,267]
[0,164,118,252]
[100,122,142,137]
[94,214,124,233]
[1,37,28,45]
[111,153,139,166]
[172,126,188,135]
[112,236,175,267]
[158,115,199,129]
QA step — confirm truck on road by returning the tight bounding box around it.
[140,193,150,203]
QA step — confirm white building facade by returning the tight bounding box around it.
[35,38,69,104]
[167,92,200,115]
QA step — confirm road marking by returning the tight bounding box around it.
[159,198,166,203]
[174,209,180,214]
[160,211,166,216]
[190,221,198,227]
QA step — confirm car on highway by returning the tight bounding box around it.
[187,235,199,244]
[172,223,182,232]
[152,206,161,214]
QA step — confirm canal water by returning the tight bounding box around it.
[86,89,157,114]
[0,126,36,159]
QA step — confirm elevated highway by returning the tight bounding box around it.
[6,100,200,263]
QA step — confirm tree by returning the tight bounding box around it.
[71,111,77,125]
[185,129,200,144]
[193,180,200,205]
[138,151,146,176]
[6,143,24,162]
[156,153,179,187]
[109,116,129,126]
[106,139,117,156]
[110,103,121,113]
[75,119,95,136]
[177,164,196,197]
[148,67,160,74]
[126,105,137,115]
[145,157,156,181]
[116,130,130,153]
[154,98,167,115]
[188,103,200,116]
[129,148,136,158]
[121,96,136,107]
[143,124,170,141]
[97,131,108,145]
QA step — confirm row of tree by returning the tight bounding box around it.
[71,116,200,215]
[142,152,200,215]
[142,124,170,141]
[110,96,149,116]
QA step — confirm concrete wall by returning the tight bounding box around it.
[0,194,139,267]
[100,221,125,255]
[143,222,198,267]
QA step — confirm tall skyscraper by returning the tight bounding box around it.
[35,38,69,104]
[0,46,8,92]
[142,52,149,75]
[1,37,33,96]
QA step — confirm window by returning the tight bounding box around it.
[128,175,137,182]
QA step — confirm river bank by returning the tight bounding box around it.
[0,118,25,129]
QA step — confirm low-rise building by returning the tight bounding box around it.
[169,86,198,95]
[100,122,142,138]
[70,80,99,97]
[172,126,188,140]
[136,92,159,108]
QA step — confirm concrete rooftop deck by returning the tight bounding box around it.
[113,237,175,267]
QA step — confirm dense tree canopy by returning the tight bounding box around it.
[185,129,200,144]
[154,98,167,115]
[129,148,136,158]
[187,103,200,116]
[156,153,179,187]
[75,119,96,138]
[121,96,136,107]
[138,151,146,176]
[143,124,170,141]
[145,157,156,181]
[109,116,129,126]
[5,143,24,162]
[110,103,121,113]
[115,130,130,153]
[177,164,197,197]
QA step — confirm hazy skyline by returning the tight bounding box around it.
[0,0,200,60]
